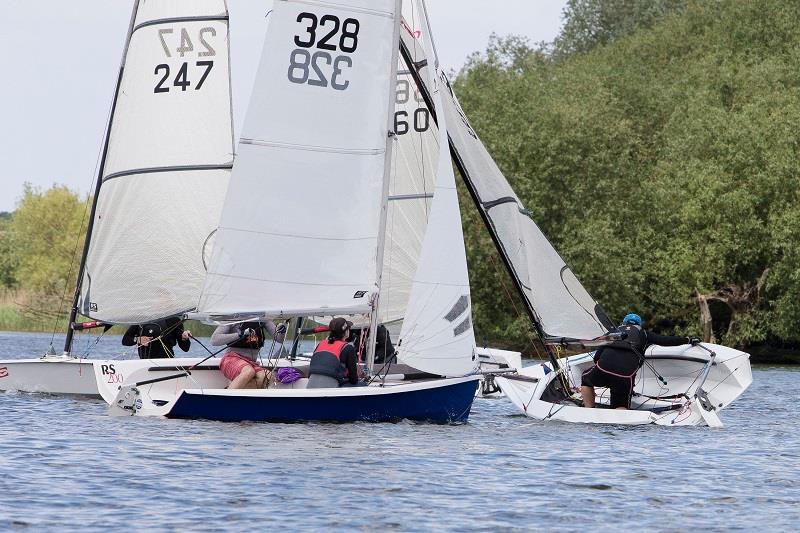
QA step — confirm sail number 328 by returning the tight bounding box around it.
[288,13,360,91]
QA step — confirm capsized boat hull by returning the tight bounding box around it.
[496,343,752,426]
[0,357,99,396]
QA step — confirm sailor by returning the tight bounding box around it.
[211,320,286,389]
[122,317,191,359]
[307,317,362,388]
[580,313,700,409]
[349,323,397,365]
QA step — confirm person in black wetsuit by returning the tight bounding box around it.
[349,323,396,364]
[122,317,191,359]
[307,317,362,388]
[580,313,699,409]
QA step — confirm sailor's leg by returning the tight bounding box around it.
[610,375,633,409]
[229,365,256,389]
[580,386,595,408]
[254,369,268,388]
[580,366,597,407]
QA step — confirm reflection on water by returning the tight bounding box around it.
[1,331,798,531]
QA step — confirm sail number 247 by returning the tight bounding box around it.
[153,27,217,94]
[288,13,360,91]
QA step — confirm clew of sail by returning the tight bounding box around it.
[399,9,614,343]
[395,1,477,377]
[197,0,400,319]
[79,0,233,325]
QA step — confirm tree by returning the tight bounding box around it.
[553,0,686,58]
[8,184,88,319]
[0,214,18,288]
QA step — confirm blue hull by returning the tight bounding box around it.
[166,379,479,423]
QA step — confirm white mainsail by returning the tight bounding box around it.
[79,0,233,324]
[399,8,614,343]
[197,0,401,319]
[396,1,477,377]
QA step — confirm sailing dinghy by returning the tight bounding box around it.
[105,0,483,423]
[397,5,752,426]
[0,0,235,396]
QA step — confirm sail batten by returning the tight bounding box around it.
[78,0,234,325]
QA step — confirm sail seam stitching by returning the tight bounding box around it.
[204,274,372,287]
[240,138,384,156]
[218,227,374,242]
[287,0,394,18]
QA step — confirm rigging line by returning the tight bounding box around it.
[486,249,544,359]
[706,365,742,394]
[401,333,474,355]
[49,99,114,348]
[398,280,443,342]
[400,289,467,349]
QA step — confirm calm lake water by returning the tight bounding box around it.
[0,331,798,531]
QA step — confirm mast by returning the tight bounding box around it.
[63,1,141,355]
[398,38,559,368]
[368,0,404,375]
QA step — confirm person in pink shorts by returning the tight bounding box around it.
[211,321,286,389]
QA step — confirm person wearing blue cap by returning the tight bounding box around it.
[580,313,700,409]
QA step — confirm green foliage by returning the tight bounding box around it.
[554,0,686,58]
[455,0,800,349]
[0,216,18,288]
[5,184,87,324]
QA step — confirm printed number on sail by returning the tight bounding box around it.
[288,13,360,90]
[394,77,430,135]
[153,27,217,94]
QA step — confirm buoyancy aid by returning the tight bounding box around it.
[608,324,647,354]
[595,324,648,376]
[310,339,348,381]
[230,322,265,349]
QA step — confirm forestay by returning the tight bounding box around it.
[396,2,477,377]
[198,0,400,319]
[400,11,614,342]
[79,0,233,324]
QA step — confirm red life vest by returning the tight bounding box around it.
[314,339,348,376]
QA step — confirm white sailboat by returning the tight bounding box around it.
[102,0,483,423]
[0,0,235,396]
[394,8,752,426]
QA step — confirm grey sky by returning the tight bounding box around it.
[0,0,566,212]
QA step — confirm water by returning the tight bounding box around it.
[1,331,798,531]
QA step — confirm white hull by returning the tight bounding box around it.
[0,356,100,396]
[474,347,522,397]
[98,359,480,423]
[496,343,752,426]
[1,346,518,399]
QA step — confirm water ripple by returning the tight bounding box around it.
[1,332,799,531]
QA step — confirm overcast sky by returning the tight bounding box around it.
[0,0,567,212]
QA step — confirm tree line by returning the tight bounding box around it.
[456,0,800,353]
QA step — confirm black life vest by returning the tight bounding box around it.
[230,322,266,349]
[608,324,647,355]
[594,324,649,375]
